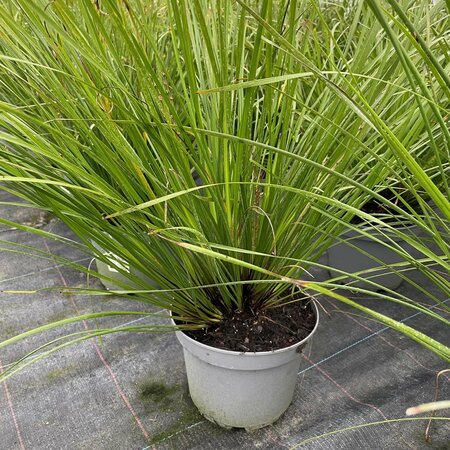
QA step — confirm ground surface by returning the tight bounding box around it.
[0,191,449,450]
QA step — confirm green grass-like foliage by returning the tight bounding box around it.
[0,0,449,367]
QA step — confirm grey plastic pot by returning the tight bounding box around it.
[173,302,319,430]
[327,225,418,290]
[91,240,156,290]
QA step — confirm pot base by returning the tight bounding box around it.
[199,407,285,431]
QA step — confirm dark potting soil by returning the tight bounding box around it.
[184,300,316,352]
[351,188,423,225]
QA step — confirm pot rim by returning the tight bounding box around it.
[171,300,319,357]
[338,223,419,242]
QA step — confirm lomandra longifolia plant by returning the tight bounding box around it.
[0,0,448,378]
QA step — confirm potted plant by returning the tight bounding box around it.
[0,0,449,430]
[324,0,450,292]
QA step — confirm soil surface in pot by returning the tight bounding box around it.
[184,300,316,352]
